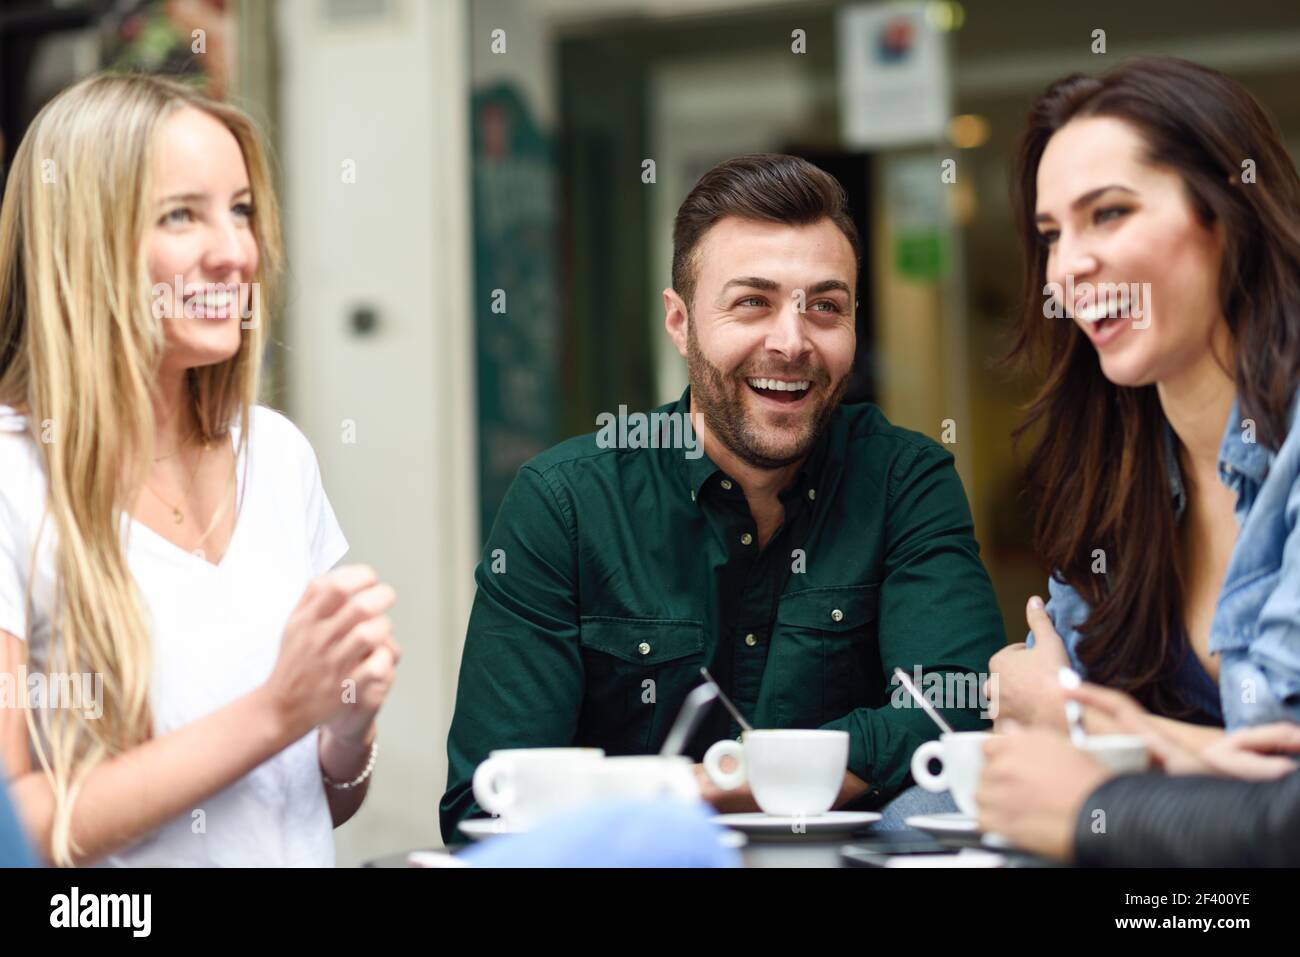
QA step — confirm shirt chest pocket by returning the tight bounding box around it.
[577,617,705,754]
[769,585,880,727]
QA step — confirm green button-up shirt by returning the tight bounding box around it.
[440,389,1005,842]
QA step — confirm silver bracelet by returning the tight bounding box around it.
[322,740,378,790]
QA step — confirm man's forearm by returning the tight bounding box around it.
[835,771,870,808]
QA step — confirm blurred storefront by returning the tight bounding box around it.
[468,0,1300,644]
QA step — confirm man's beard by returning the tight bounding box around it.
[686,320,849,471]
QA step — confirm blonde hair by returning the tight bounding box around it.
[0,73,282,865]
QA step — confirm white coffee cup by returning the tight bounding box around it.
[589,755,700,803]
[703,729,849,816]
[471,747,605,829]
[910,732,991,817]
[1079,734,1151,774]
[911,732,1151,818]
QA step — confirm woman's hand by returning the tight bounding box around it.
[322,633,401,746]
[985,596,1071,731]
[1198,723,1300,780]
[263,564,398,741]
[1063,682,1219,774]
[975,724,1113,862]
[1070,682,1300,781]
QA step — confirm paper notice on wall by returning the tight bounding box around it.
[837,2,951,150]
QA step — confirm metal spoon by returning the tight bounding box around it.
[893,667,955,734]
[1058,666,1087,745]
[700,667,753,733]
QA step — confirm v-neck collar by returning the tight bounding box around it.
[128,422,248,571]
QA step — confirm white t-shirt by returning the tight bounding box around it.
[0,404,348,866]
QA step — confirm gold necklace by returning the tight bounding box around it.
[153,428,199,461]
[145,439,210,525]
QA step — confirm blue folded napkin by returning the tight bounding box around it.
[457,798,741,868]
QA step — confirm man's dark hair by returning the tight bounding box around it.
[671,153,860,310]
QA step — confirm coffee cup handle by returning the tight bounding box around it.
[472,757,515,816]
[703,739,746,790]
[910,740,948,793]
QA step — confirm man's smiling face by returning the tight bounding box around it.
[668,215,858,470]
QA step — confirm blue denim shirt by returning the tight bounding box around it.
[1028,390,1300,730]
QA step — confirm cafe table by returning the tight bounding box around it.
[363,824,1056,868]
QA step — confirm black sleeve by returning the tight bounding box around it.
[1073,768,1300,867]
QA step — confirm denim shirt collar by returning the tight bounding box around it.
[1217,396,1274,484]
[1164,394,1277,519]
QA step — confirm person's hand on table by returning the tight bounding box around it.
[692,759,760,813]
[1066,682,1300,781]
[985,596,1071,733]
[691,760,870,813]
[975,722,1113,862]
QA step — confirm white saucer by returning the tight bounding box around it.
[407,850,472,868]
[712,810,882,836]
[458,817,748,848]
[904,812,979,834]
[459,818,519,840]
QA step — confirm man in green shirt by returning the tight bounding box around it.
[441,153,1004,843]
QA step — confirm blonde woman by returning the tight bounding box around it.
[0,74,399,866]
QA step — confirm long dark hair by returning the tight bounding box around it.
[1007,57,1300,717]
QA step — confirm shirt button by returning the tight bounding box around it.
[831,608,844,622]
[720,479,733,490]
[744,633,757,646]
[740,532,753,546]
[808,488,816,501]
[637,641,651,656]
